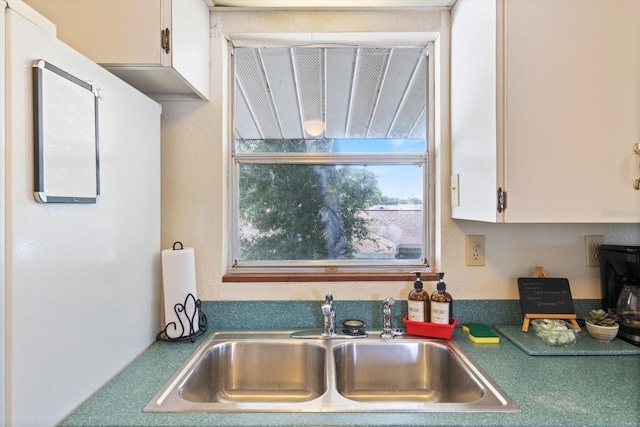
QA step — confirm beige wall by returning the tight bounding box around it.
[160,9,639,302]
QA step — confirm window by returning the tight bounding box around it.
[228,43,434,278]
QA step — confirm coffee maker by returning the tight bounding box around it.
[599,244,640,345]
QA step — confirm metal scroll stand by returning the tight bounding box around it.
[156,242,208,342]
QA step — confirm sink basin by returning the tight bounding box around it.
[180,340,326,403]
[334,341,484,403]
[144,331,519,413]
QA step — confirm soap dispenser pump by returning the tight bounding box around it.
[430,272,453,325]
[408,271,429,322]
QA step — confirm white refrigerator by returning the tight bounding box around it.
[1,1,162,425]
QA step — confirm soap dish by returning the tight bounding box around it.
[342,319,367,336]
[403,317,457,339]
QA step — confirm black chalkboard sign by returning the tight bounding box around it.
[517,277,580,332]
[517,278,576,314]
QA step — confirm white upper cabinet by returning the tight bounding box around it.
[25,0,210,101]
[451,0,640,223]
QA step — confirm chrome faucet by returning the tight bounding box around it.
[290,294,368,339]
[321,294,336,337]
[380,297,396,339]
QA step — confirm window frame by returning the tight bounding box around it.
[224,39,436,282]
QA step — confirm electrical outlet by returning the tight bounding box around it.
[465,235,485,266]
[585,235,604,267]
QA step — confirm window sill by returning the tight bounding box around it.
[222,272,439,283]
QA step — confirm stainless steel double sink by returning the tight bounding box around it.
[144,331,519,413]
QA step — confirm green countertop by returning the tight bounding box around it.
[59,326,640,426]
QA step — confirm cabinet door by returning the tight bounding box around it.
[25,0,168,66]
[451,0,503,222]
[451,0,640,223]
[171,0,210,98]
[504,0,640,223]
[24,0,209,100]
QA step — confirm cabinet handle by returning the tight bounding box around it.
[634,178,640,190]
[161,28,170,54]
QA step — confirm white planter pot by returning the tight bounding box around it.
[585,322,619,342]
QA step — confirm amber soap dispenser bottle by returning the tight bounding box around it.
[430,272,453,324]
[408,271,429,322]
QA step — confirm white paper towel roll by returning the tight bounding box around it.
[161,245,199,338]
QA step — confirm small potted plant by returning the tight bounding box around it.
[585,309,619,341]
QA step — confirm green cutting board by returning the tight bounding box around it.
[494,324,640,356]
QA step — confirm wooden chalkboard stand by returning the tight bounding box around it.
[519,267,581,332]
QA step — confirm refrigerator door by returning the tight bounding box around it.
[4,3,162,426]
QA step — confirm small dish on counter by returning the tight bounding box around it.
[531,319,579,346]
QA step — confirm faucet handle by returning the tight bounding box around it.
[322,294,336,337]
[322,294,335,317]
[381,297,397,339]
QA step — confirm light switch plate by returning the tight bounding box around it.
[451,174,460,207]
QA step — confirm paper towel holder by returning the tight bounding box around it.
[156,293,208,343]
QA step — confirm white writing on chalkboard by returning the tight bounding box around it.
[517,278,576,315]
